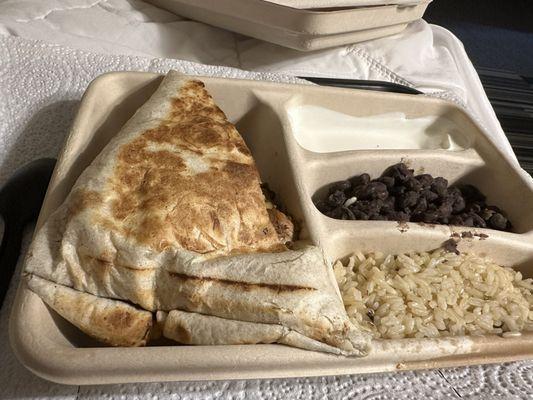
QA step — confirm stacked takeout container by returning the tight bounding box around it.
[146,0,433,50]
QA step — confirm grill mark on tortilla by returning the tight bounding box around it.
[97,79,285,255]
[85,254,156,272]
[168,271,316,293]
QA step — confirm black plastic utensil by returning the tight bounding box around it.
[299,76,423,95]
[0,158,56,309]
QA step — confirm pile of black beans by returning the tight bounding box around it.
[314,163,512,232]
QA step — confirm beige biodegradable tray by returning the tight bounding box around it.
[10,72,533,385]
[146,0,431,51]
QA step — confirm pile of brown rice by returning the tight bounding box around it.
[333,249,533,339]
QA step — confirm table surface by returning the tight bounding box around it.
[0,1,532,398]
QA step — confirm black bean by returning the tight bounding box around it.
[462,215,474,227]
[382,196,396,213]
[377,176,395,189]
[480,208,495,221]
[405,177,422,192]
[327,190,346,207]
[415,174,434,188]
[431,177,448,197]
[382,163,414,183]
[459,184,486,203]
[352,200,370,213]
[398,191,419,209]
[349,173,371,188]
[368,199,384,212]
[487,205,502,213]
[422,211,439,223]
[352,185,364,198]
[358,182,388,200]
[411,212,424,222]
[315,200,331,213]
[421,189,439,202]
[471,213,487,228]
[390,185,406,196]
[413,197,428,213]
[447,186,462,198]
[325,206,344,219]
[451,195,466,213]
[449,215,464,226]
[341,207,356,220]
[466,203,482,213]
[329,180,351,194]
[438,203,453,218]
[489,213,508,230]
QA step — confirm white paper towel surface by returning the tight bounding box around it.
[0,34,532,400]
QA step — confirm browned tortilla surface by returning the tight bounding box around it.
[24,72,371,356]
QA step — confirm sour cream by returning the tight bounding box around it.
[287,105,469,153]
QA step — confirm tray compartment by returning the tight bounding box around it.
[304,150,533,233]
[301,151,533,271]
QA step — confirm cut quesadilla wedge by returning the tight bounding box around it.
[157,310,366,356]
[27,274,152,347]
[25,71,371,355]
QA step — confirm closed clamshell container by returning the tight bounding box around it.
[9,72,533,384]
[145,0,432,51]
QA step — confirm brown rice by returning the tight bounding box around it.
[333,249,533,339]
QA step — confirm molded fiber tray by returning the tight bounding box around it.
[9,72,533,385]
[146,0,431,51]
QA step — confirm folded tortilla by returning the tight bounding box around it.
[27,274,152,347]
[157,310,364,356]
[25,70,371,355]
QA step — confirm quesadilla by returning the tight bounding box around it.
[27,274,152,347]
[24,71,371,356]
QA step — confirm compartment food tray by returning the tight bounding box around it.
[9,72,533,384]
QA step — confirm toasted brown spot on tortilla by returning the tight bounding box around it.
[168,271,316,293]
[91,79,286,256]
[106,309,135,330]
[223,160,256,180]
[235,141,251,156]
[68,189,102,217]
